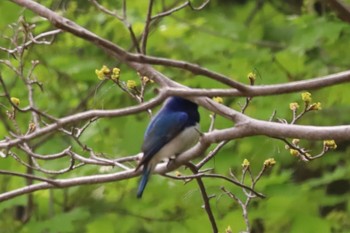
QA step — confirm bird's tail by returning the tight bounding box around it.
[137,166,151,198]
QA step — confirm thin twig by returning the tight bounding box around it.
[0,29,62,54]
[0,74,57,121]
[89,0,124,20]
[19,143,71,160]
[196,140,228,169]
[0,169,60,186]
[151,0,210,20]
[90,0,141,52]
[140,0,154,54]
[186,162,218,233]
[221,186,251,232]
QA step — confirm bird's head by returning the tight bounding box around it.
[165,97,199,122]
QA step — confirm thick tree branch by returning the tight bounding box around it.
[164,69,350,97]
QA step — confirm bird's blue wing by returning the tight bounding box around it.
[140,111,189,165]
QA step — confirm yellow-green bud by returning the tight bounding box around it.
[95,65,111,80]
[323,140,337,150]
[127,80,137,89]
[175,171,182,177]
[292,138,300,145]
[242,158,250,168]
[264,158,276,167]
[301,92,312,103]
[247,72,256,82]
[309,102,322,110]
[289,102,299,111]
[290,149,299,156]
[101,65,110,74]
[213,96,223,104]
[10,97,20,106]
[95,69,105,80]
[142,76,153,83]
[111,67,120,80]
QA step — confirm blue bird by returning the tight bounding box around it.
[136,96,200,198]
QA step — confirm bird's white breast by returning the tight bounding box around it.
[148,123,200,169]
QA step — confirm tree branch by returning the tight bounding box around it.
[140,0,154,54]
[186,163,218,233]
[163,70,350,97]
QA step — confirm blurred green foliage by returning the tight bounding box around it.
[0,0,349,232]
